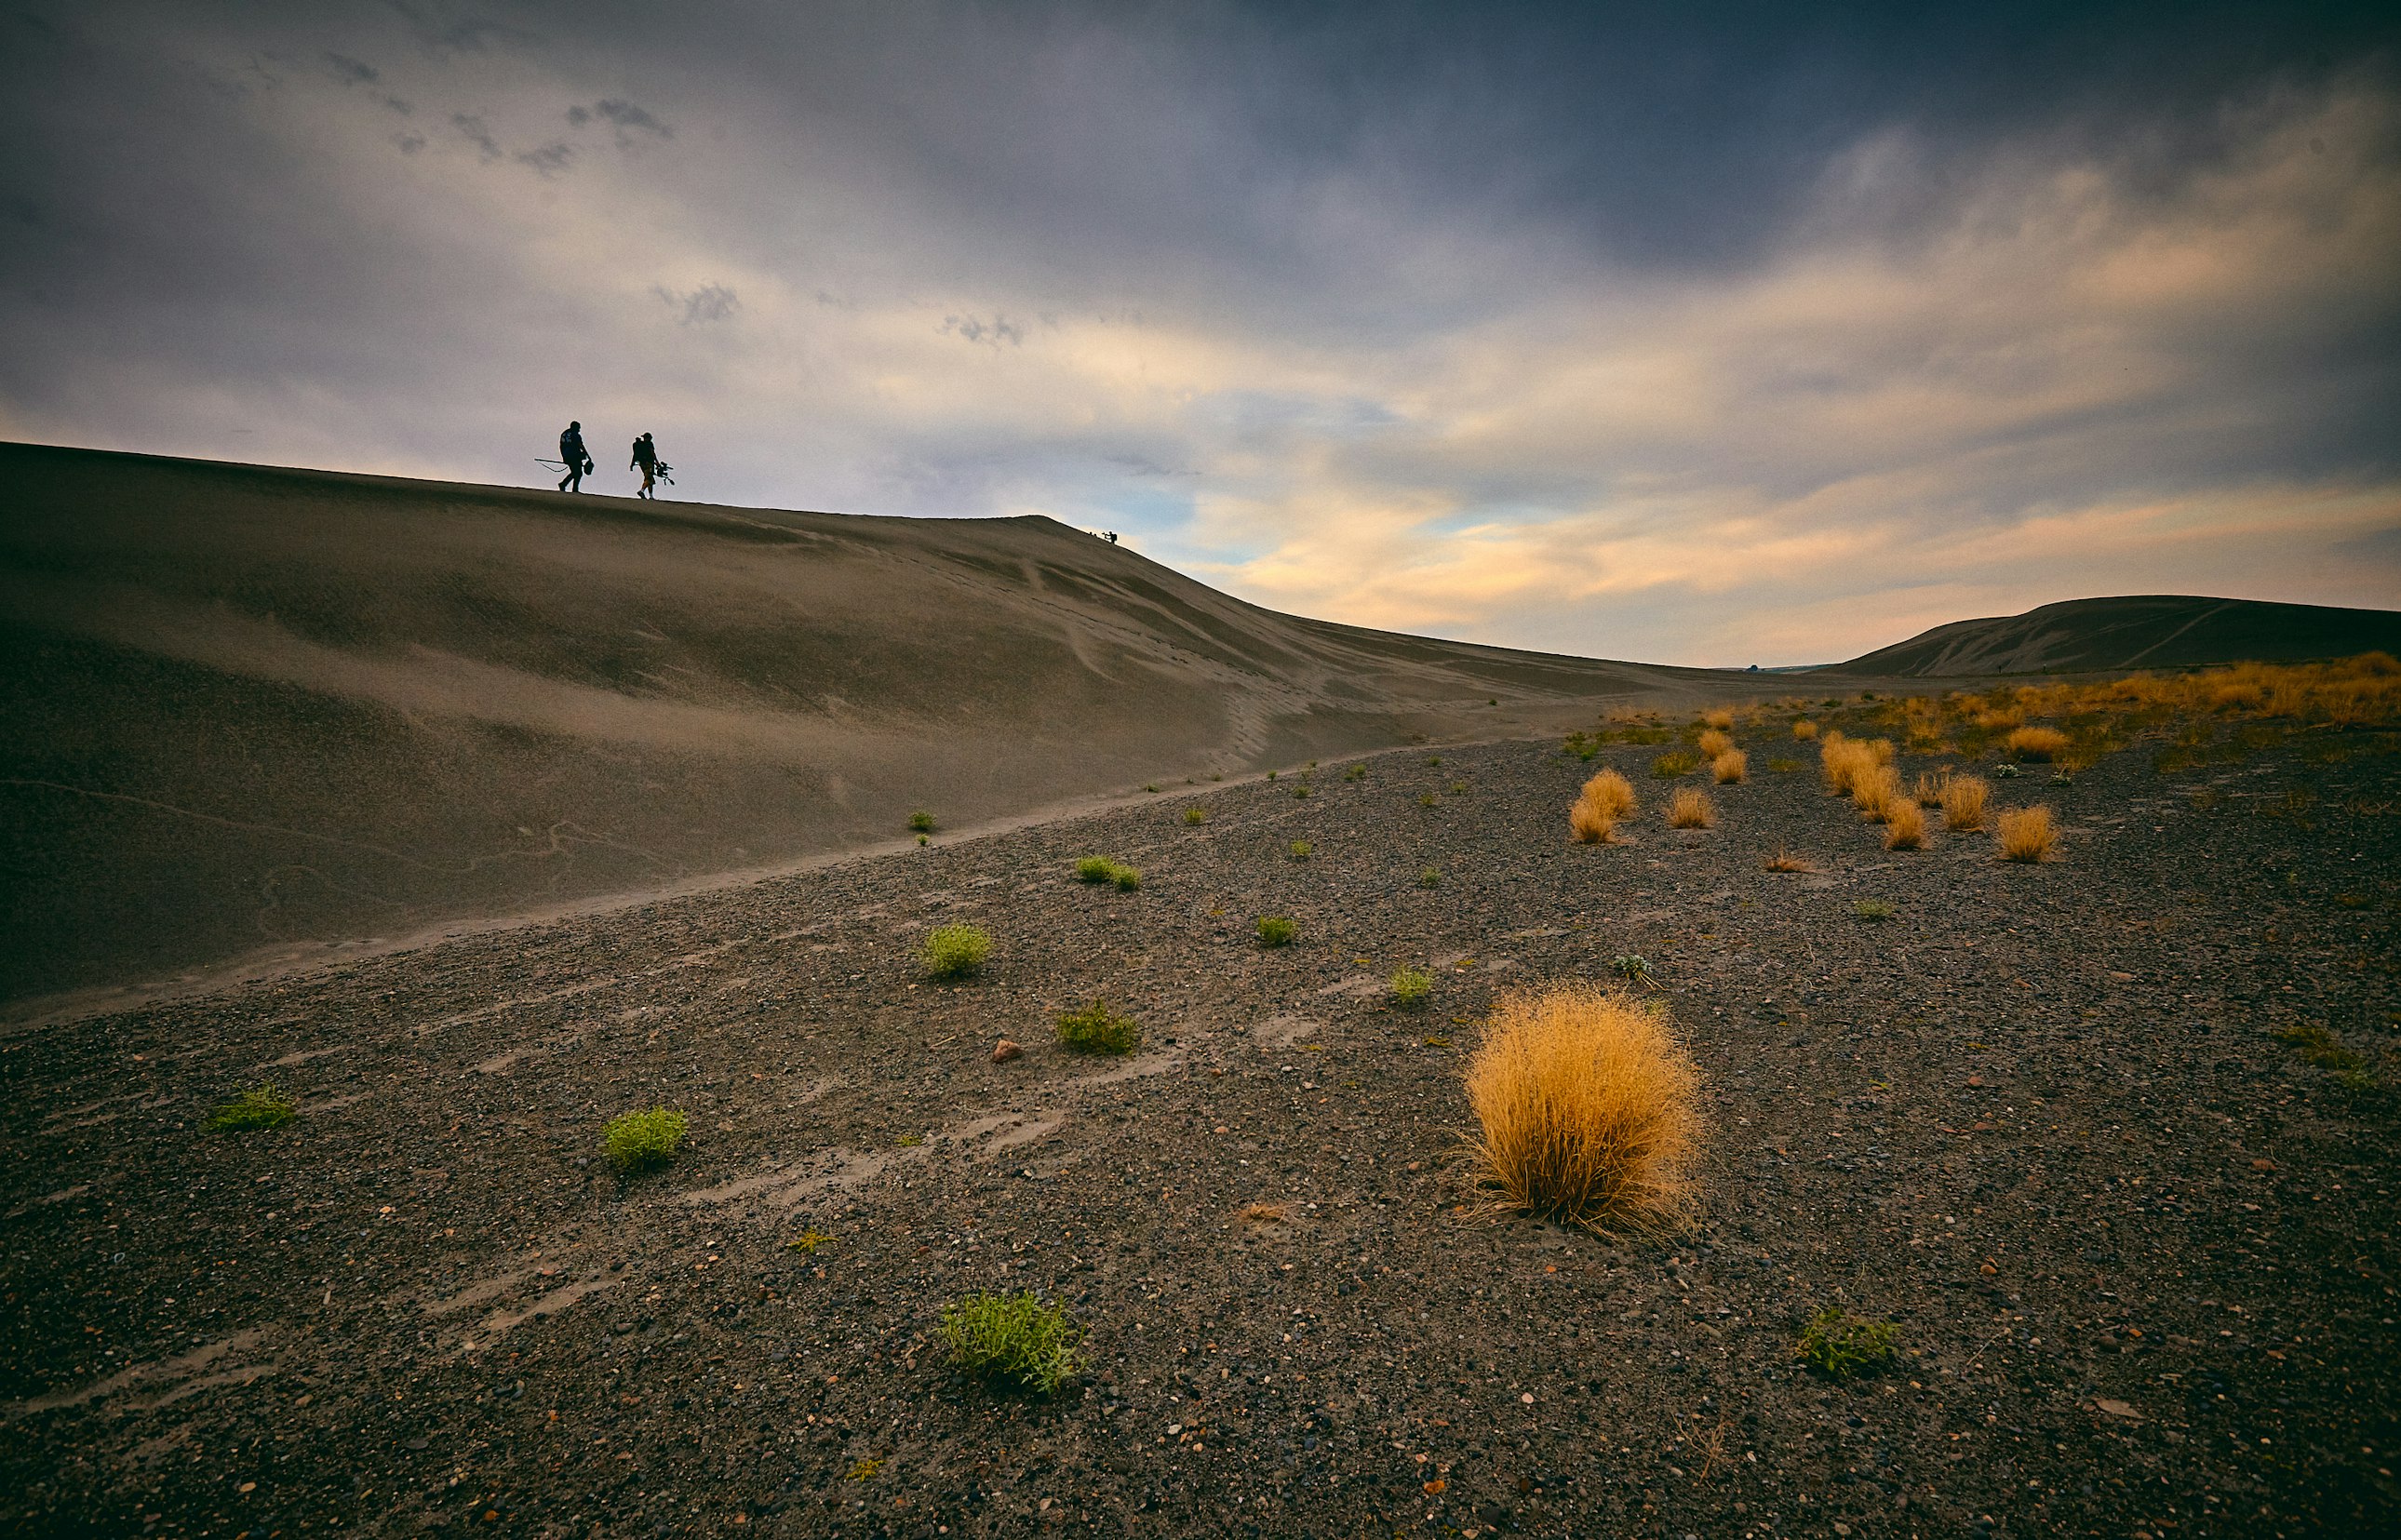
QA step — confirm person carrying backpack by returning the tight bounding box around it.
[630,432,661,499]
[557,422,594,492]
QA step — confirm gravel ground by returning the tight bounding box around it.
[4,712,2397,1539]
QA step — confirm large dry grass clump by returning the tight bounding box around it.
[1711,749,1748,783]
[1569,767,1635,842]
[1942,773,1990,831]
[1464,984,1701,1232]
[1884,799,1926,850]
[1851,764,1904,823]
[1697,728,1735,759]
[1996,804,2058,862]
[1700,707,1736,730]
[1667,786,1716,828]
[1792,718,1819,741]
[2005,725,2071,761]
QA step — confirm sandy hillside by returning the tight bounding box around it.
[1,443,1784,1008]
[1840,596,2401,678]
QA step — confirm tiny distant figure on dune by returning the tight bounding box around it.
[557,422,594,492]
[1102,530,1118,544]
[630,432,662,499]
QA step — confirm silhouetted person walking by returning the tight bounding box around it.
[557,422,592,492]
[630,432,660,499]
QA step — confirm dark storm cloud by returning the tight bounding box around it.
[1,0,2396,662]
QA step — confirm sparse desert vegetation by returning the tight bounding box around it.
[1650,750,1699,779]
[1884,799,1926,849]
[921,922,994,977]
[1054,1000,1140,1054]
[1943,772,1991,831]
[1794,1306,1899,1380]
[1463,984,1700,1232]
[939,1292,1083,1396]
[1763,847,1811,872]
[1996,804,2058,862]
[1389,966,1433,1007]
[1711,749,1747,783]
[907,810,936,834]
[602,1106,688,1172]
[1182,806,1209,825]
[1697,728,1734,758]
[1254,915,1296,947]
[1667,786,1716,828]
[204,1083,296,1132]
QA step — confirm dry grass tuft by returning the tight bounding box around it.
[1942,773,1990,831]
[1710,749,1748,783]
[1464,984,1701,1233]
[1912,770,1947,807]
[1697,729,1735,758]
[1568,797,1617,844]
[1570,768,1636,841]
[1884,799,1926,850]
[1792,719,1819,741]
[1700,707,1735,730]
[1239,1202,1288,1225]
[1852,764,1904,823]
[1995,804,2058,862]
[1763,848,1813,872]
[1668,787,1716,828]
[2005,725,2072,761]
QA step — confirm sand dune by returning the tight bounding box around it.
[1839,593,2401,676]
[1,442,1755,1005]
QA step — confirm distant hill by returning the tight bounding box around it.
[0,442,1758,1004]
[1835,595,2401,677]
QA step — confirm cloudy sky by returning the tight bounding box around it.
[5,1,2398,664]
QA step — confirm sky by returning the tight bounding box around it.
[5,1,2399,666]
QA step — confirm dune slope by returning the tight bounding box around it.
[1838,594,2401,677]
[1,442,1729,1003]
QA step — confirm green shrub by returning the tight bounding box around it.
[1344,764,1366,781]
[1417,866,1442,888]
[1293,783,1312,798]
[205,1083,296,1132]
[1255,916,1297,947]
[1650,752,1699,778]
[1852,900,1895,921]
[1795,1306,1899,1380]
[1143,783,1159,793]
[1425,757,1442,767]
[940,1291,1084,1396]
[1183,807,1209,825]
[923,923,994,978]
[1074,856,1116,882]
[603,1106,688,1172]
[1447,782,1468,795]
[1390,967,1433,1007]
[907,810,935,833]
[1288,840,1313,862]
[1110,863,1142,891]
[1418,793,1439,807]
[1055,1000,1140,1054]
[1609,954,1650,983]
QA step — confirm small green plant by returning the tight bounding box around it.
[2276,1023,2369,1083]
[916,833,930,846]
[1417,866,1442,888]
[1293,783,1312,798]
[1390,967,1433,1008]
[1766,757,1801,773]
[1447,782,1468,795]
[1344,764,1366,781]
[1993,762,2022,778]
[1055,1000,1141,1054]
[1609,955,1650,983]
[1418,792,1439,807]
[907,810,935,833]
[1255,916,1297,947]
[897,1133,924,1147]
[923,923,994,978]
[205,1083,296,1132]
[1111,863,1142,891]
[1267,770,1278,781]
[1288,840,1314,861]
[786,1228,834,1253]
[1143,783,1160,793]
[1075,855,1116,881]
[847,1458,882,1480]
[1650,752,1699,779]
[1183,807,1209,825]
[940,1291,1084,1395]
[1426,756,1442,767]
[603,1107,688,1172]
[1795,1306,1899,1380]
[1853,900,1895,921]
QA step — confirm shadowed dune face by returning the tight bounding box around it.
[0,443,1726,1004]
[1840,595,2401,676]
